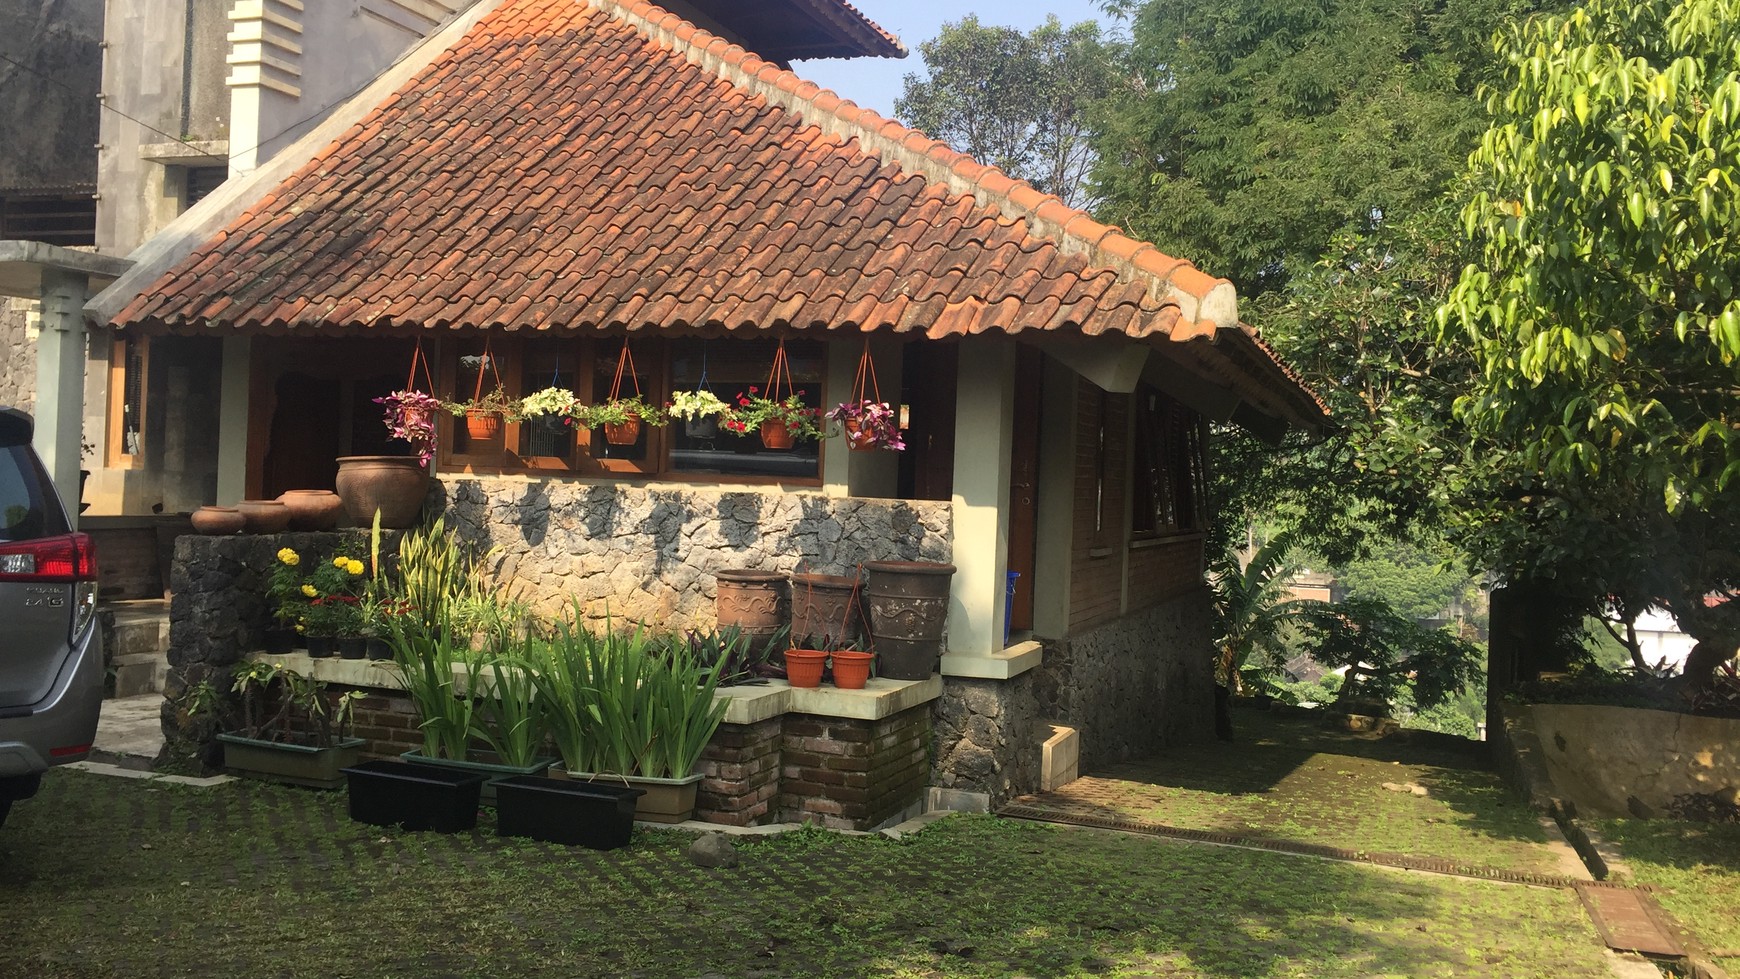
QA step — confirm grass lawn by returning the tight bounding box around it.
[0,769,1622,978]
[1594,817,1740,972]
[1029,708,1568,877]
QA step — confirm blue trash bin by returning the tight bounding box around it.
[1004,571,1021,645]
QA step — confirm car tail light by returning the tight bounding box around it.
[0,533,98,642]
[0,533,97,582]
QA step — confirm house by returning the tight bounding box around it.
[71,0,1324,807]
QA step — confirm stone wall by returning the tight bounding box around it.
[1037,586,1216,770]
[436,477,952,629]
[0,300,35,412]
[932,672,1042,807]
[160,531,396,765]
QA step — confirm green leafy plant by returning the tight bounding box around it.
[388,615,479,761]
[219,660,364,748]
[517,386,579,419]
[264,546,308,627]
[441,385,520,420]
[391,518,485,636]
[574,394,668,428]
[469,652,548,768]
[721,388,822,440]
[666,389,731,421]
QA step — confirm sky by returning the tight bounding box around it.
[794,0,1116,120]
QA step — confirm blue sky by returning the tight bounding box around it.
[795,1,1116,120]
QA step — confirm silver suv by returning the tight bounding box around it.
[0,408,102,827]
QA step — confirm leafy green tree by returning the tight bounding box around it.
[1093,0,1538,294]
[896,16,1117,208]
[1300,597,1484,710]
[1439,0,1740,688]
[1336,540,1480,624]
[1209,533,1313,692]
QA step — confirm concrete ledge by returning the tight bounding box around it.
[249,652,942,725]
[927,785,991,813]
[1041,722,1079,791]
[939,639,1043,680]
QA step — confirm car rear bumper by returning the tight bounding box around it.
[0,623,104,778]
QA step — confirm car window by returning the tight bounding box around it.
[0,443,69,544]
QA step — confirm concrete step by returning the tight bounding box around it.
[112,653,167,699]
[89,694,165,771]
[102,599,169,698]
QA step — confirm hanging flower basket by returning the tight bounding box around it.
[828,342,904,451]
[605,416,641,446]
[727,340,821,447]
[578,343,667,446]
[374,342,442,466]
[759,419,793,450]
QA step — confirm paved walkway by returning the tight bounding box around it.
[91,693,165,769]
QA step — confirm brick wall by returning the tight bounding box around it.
[1126,535,1203,611]
[779,707,930,830]
[1069,385,1129,632]
[696,717,783,827]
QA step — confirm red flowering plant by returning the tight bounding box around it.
[827,400,905,451]
[721,386,824,441]
[373,389,442,466]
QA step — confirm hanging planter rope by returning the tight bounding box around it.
[758,339,799,450]
[602,340,645,446]
[464,336,506,442]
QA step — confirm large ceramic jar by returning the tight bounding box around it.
[714,569,787,655]
[234,499,292,534]
[864,560,956,680]
[277,489,343,531]
[789,572,862,648]
[334,456,429,529]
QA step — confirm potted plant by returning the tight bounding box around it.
[302,550,367,657]
[723,387,822,449]
[668,388,733,439]
[443,385,519,444]
[828,399,905,451]
[574,394,668,446]
[209,660,367,789]
[372,389,442,467]
[532,618,729,823]
[263,546,308,653]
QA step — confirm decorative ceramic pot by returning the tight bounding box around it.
[603,414,641,446]
[234,499,292,534]
[864,560,956,680]
[277,489,343,531]
[789,572,862,647]
[758,420,793,450]
[334,456,428,529]
[465,410,502,442]
[190,506,246,536]
[830,649,874,690]
[784,648,827,688]
[715,569,787,653]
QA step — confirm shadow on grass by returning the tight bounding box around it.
[1,773,1614,978]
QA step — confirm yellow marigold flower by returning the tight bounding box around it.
[333,556,348,568]
[301,584,318,598]
[276,547,300,566]
[346,559,365,576]
[294,623,306,633]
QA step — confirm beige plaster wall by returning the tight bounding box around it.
[1532,703,1740,817]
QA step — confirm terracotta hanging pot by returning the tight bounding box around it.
[234,500,292,534]
[864,560,956,680]
[191,506,246,536]
[465,410,502,442]
[603,414,642,446]
[759,420,793,450]
[830,650,874,690]
[335,455,429,529]
[784,648,827,688]
[277,489,343,531]
[843,418,883,451]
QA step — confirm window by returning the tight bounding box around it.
[106,335,148,467]
[1131,384,1205,536]
[440,335,824,484]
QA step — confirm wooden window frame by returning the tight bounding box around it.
[106,334,149,469]
[1130,383,1207,540]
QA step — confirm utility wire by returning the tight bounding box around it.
[0,48,386,175]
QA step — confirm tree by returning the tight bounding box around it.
[1093,0,1537,295]
[1300,597,1484,710]
[1208,533,1311,692]
[896,16,1117,208]
[1440,0,1740,688]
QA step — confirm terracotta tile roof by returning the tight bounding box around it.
[109,0,1325,427]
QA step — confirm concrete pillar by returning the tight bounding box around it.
[33,268,88,527]
[1031,357,1079,638]
[946,336,1016,658]
[215,335,251,504]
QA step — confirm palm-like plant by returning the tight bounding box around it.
[1209,532,1318,694]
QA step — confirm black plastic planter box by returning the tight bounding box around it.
[342,759,487,833]
[493,775,644,849]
